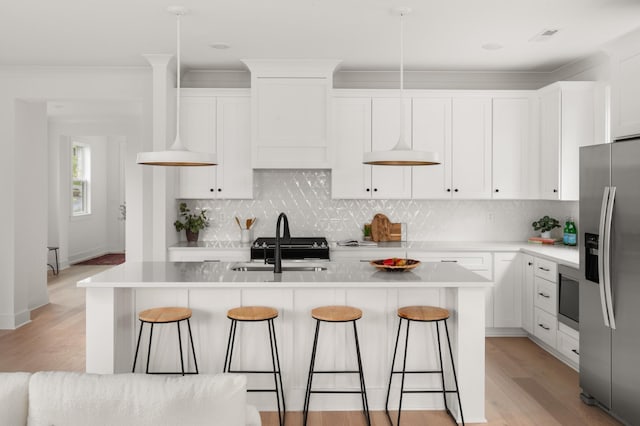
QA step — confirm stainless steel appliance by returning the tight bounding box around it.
[250,237,330,262]
[558,265,579,331]
[579,139,640,424]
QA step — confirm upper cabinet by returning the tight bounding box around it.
[492,95,538,199]
[538,82,595,201]
[331,95,411,199]
[177,90,253,199]
[243,60,340,169]
[606,28,640,140]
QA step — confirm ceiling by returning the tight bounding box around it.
[3,0,640,72]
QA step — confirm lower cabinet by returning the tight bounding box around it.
[534,307,558,347]
[522,254,535,334]
[556,324,580,365]
[167,247,250,262]
[493,252,522,328]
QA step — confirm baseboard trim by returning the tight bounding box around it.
[486,327,528,337]
[0,310,31,330]
[528,334,579,372]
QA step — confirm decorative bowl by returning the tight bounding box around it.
[370,258,420,272]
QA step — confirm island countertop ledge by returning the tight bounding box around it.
[77,261,492,289]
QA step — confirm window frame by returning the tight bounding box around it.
[71,141,91,217]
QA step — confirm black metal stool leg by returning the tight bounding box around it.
[444,320,465,426]
[223,319,237,372]
[269,319,286,426]
[132,320,144,372]
[397,319,411,426]
[267,320,284,426]
[303,319,320,426]
[352,320,370,426]
[186,318,199,374]
[435,321,450,414]
[386,317,403,423]
[146,323,154,374]
[177,320,185,376]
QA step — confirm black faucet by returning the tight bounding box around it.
[274,212,291,274]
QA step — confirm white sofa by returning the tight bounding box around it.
[0,372,261,426]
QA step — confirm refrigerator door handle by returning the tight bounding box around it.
[598,186,611,328]
[604,186,617,329]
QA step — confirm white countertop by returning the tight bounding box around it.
[78,260,491,289]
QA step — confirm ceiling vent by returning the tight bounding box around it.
[530,29,560,42]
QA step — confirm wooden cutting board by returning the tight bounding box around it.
[371,213,391,242]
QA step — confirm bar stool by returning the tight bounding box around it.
[223,306,285,426]
[47,246,59,275]
[132,307,198,375]
[385,306,464,425]
[303,305,370,426]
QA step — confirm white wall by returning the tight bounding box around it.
[0,67,152,329]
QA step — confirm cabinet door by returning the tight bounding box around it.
[178,96,217,199]
[539,88,561,200]
[492,98,532,199]
[371,98,412,199]
[451,98,492,199]
[412,98,452,199]
[612,47,640,140]
[331,98,372,199]
[216,97,253,199]
[522,254,535,334]
[493,252,522,328]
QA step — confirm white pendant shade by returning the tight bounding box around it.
[363,7,440,167]
[137,6,217,167]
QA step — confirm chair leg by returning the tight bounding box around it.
[132,321,144,373]
[267,319,284,426]
[435,321,449,414]
[397,319,411,426]
[146,323,154,374]
[303,320,320,426]
[386,317,403,423]
[223,319,237,372]
[445,320,465,426]
[187,318,199,374]
[177,321,185,376]
[353,320,370,426]
[269,319,286,426]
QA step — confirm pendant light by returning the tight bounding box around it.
[363,8,440,166]
[137,6,217,166]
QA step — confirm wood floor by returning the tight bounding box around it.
[0,266,620,425]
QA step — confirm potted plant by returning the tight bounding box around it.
[174,202,209,242]
[532,215,560,239]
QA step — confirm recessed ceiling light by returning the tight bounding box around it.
[482,43,503,51]
[209,42,231,50]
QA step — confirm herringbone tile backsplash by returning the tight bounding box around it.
[183,170,578,242]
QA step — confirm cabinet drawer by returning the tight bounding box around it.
[557,330,580,365]
[534,276,557,315]
[168,249,250,262]
[408,251,491,269]
[534,257,557,282]
[534,307,557,348]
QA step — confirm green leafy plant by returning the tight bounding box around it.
[532,215,560,233]
[174,202,209,233]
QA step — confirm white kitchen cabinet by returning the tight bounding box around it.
[534,307,557,348]
[411,97,452,199]
[167,247,250,262]
[492,97,537,199]
[243,60,339,169]
[493,252,522,328]
[331,96,411,199]
[450,97,493,199]
[177,91,252,199]
[521,254,535,334]
[538,82,595,200]
[606,28,640,140]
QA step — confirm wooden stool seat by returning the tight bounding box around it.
[312,305,362,322]
[398,305,449,322]
[227,306,278,321]
[139,307,192,323]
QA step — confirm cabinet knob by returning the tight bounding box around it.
[528,262,533,266]
[446,189,451,192]
[210,188,214,192]
[373,188,378,192]
[218,188,222,192]
[366,188,370,192]
[495,189,499,193]
[553,189,558,193]
[454,189,459,192]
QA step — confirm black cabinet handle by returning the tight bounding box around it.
[539,267,550,272]
[373,188,378,192]
[218,188,222,192]
[538,323,550,331]
[210,188,214,192]
[528,262,533,266]
[441,260,458,263]
[538,292,550,299]
[572,349,580,355]
[446,189,451,192]
[366,188,370,192]
[553,189,558,193]
[495,189,499,193]
[454,189,459,192]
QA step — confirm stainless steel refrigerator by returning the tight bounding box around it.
[579,139,640,425]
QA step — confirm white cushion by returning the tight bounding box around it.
[0,372,31,426]
[28,372,247,426]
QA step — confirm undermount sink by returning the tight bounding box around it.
[230,262,327,272]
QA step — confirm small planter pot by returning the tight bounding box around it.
[186,230,199,242]
[540,231,551,239]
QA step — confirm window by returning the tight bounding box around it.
[72,142,91,216]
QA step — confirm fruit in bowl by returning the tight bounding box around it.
[371,258,420,271]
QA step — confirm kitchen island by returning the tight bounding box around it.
[79,261,491,422]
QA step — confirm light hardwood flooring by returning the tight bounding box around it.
[0,266,620,425]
